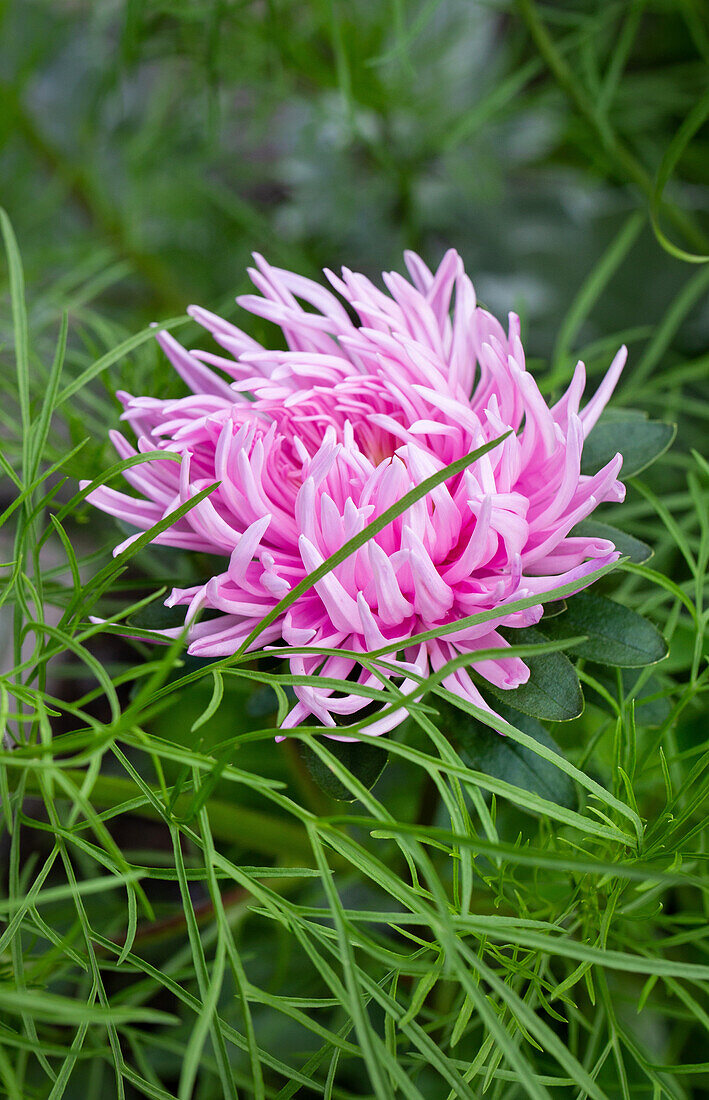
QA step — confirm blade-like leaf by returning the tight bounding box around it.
[585,667,672,727]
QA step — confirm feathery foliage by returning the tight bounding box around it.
[1,1,708,1096]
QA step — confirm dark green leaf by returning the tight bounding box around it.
[541,599,567,620]
[177,654,225,676]
[573,520,653,565]
[542,593,668,668]
[582,416,676,477]
[247,685,285,718]
[484,628,584,722]
[299,739,388,802]
[456,702,578,813]
[128,600,187,630]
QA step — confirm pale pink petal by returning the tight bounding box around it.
[85,251,631,737]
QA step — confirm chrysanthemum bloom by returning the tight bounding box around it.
[84,251,627,735]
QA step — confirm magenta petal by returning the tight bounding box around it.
[86,250,630,735]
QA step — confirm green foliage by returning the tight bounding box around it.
[457,702,578,813]
[581,412,677,478]
[573,520,653,565]
[1,1,709,1097]
[543,592,669,668]
[486,627,585,722]
[298,738,389,802]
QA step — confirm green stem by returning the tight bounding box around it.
[12,769,317,864]
[516,0,709,255]
[283,739,333,817]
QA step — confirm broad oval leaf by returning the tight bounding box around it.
[456,702,578,813]
[542,592,668,668]
[581,415,676,478]
[484,627,584,722]
[299,739,388,802]
[572,519,652,565]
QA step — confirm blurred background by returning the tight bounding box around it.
[1,0,707,354]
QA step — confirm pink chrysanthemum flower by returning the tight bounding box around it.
[84,250,627,735]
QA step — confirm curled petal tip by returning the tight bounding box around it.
[84,249,630,735]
